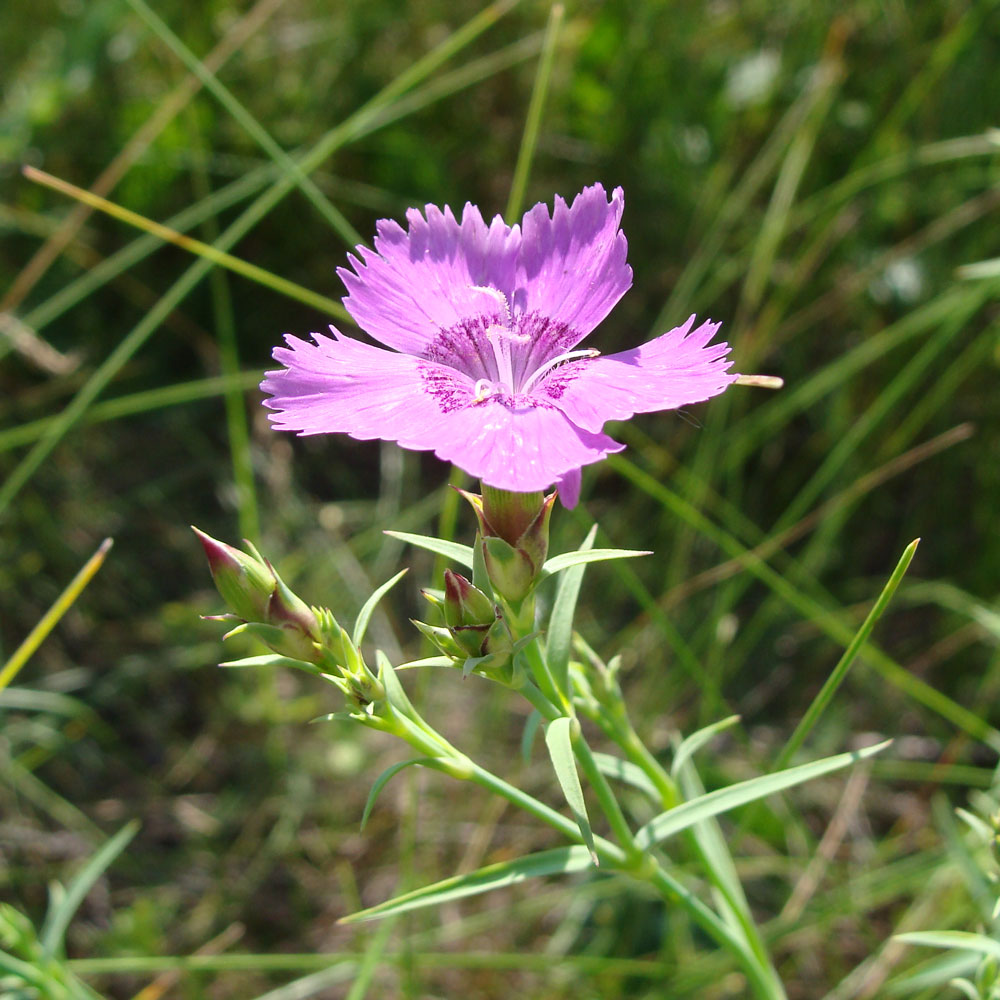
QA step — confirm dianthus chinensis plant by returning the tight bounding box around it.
[193,184,901,999]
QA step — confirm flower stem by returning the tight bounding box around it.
[605,708,787,999]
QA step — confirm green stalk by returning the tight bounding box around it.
[571,728,643,866]
[602,704,785,998]
[505,3,564,222]
[647,865,785,1000]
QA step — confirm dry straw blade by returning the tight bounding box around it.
[0,538,114,693]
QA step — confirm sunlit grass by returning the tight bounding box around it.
[2,1,999,997]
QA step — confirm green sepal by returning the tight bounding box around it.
[224,620,319,664]
[482,535,535,604]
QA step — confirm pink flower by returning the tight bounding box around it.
[262,184,738,507]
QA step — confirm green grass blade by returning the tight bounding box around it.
[634,740,890,851]
[776,539,919,769]
[737,62,840,323]
[896,931,1000,962]
[0,539,113,693]
[22,166,273,333]
[343,917,397,1000]
[125,0,363,248]
[610,455,1000,751]
[505,3,564,222]
[188,129,260,544]
[0,1,518,518]
[0,372,264,454]
[544,717,597,865]
[339,845,593,923]
[958,255,1000,279]
[40,820,140,958]
[353,569,408,646]
[545,525,596,696]
[23,166,350,320]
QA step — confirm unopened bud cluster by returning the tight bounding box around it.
[415,569,513,678]
[193,527,383,706]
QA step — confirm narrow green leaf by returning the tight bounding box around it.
[340,845,593,923]
[674,755,754,930]
[776,540,919,768]
[361,758,435,831]
[540,547,650,578]
[590,752,660,801]
[521,709,542,762]
[896,931,1000,961]
[957,255,1000,279]
[949,979,983,1000]
[376,651,417,719]
[635,740,890,851]
[0,951,47,987]
[384,531,474,568]
[220,653,323,674]
[395,656,454,670]
[344,915,397,1000]
[40,820,139,957]
[671,716,742,779]
[352,568,408,646]
[546,526,597,695]
[544,717,597,865]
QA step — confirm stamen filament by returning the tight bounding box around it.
[520,349,600,395]
[485,325,516,391]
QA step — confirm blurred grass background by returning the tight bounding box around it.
[1,0,999,997]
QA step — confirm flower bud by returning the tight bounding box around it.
[194,527,323,663]
[443,570,495,629]
[267,571,321,643]
[193,527,275,622]
[414,572,513,668]
[459,489,556,605]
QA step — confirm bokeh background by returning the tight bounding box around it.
[2,0,999,997]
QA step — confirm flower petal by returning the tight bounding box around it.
[338,203,521,354]
[553,467,582,509]
[428,400,624,493]
[542,316,739,434]
[261,329,623,492]
[515,183,632,347]
[261,328,475,439]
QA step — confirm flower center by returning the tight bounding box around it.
[465,286,598,403]
[420,294,595,411]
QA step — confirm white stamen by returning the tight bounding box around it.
[469,284,512,325]
[520,349,600,395]
[485,324,517,391]
[474,378,494,401]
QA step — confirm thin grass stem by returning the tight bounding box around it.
[505,4,564,222]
